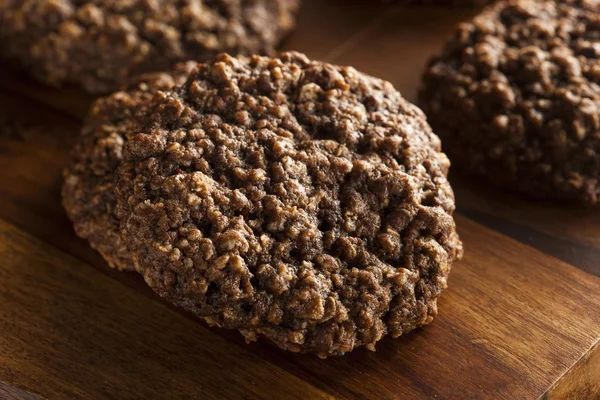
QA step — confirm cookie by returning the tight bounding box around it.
[419,0,600,205]
[62,62,197,271]
[380,0,494,6]
[0,0,298,93]
[114,52,463,357]
[407,0,494,5]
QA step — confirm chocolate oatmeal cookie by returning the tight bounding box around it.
[114,52,463,357]
[62,62,197,271]
[378,0,494,6]
[419,0,600,204]
[0,0,298,93]
[406,0,494,6]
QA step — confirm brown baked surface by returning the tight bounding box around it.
[62,62,197,271]
[406,0,494,5]
[0,0,298,93]
[377,0,494,6]
[114,51,463,357]
[419,0,600,205]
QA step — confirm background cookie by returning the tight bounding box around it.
[377,0,495,6]
[406,0,495,5]
[114,52,463,357]
[0,0,298,93]
[419,0,600,205]
[62,62,197,271]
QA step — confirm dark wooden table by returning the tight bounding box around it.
[0,1,599,399]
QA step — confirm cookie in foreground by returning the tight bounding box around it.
[115,52,463,357]
[62,62,197,271]
[419,0,600,205]
[0,0,298,93]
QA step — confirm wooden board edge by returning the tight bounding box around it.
[539,339,600,400]
[0,381,45,400]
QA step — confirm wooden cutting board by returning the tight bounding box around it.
[0,1,598,399]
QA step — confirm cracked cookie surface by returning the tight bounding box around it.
[115,52,463,357]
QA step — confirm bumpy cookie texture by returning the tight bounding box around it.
[0,0,298,93]
[379,0,494,6]
[406,0,494,5]
[420,0,600,205]
[115,52,463,357]
[62,62,197,271]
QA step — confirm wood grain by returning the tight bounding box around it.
[0,0,598,398]
[0,90,143,289]
[453,177,600,276]
[0,218,331,400]
[0,66,92,119]
[259,216,600,400]
[0,382,43,400]
[0,89,599,398]
[542,341,600,400]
